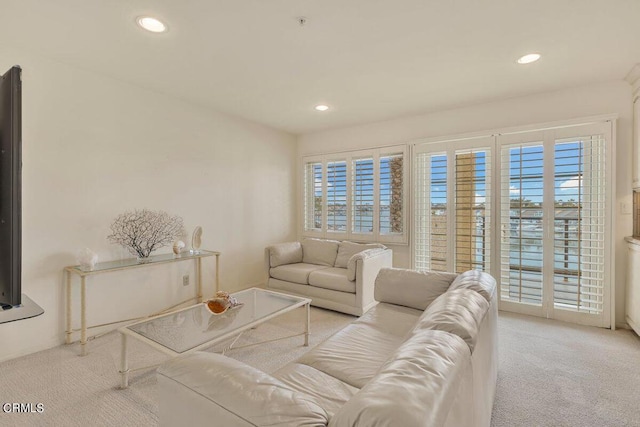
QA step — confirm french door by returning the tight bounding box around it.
[497,122,611,327]
[414,121,613,327]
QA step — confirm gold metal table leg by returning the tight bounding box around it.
[196,258,202,303]
[304,303,310,347]
[215,253,220,293]
[65,270,72,345]
[80,276,87,356]
[119,333,129,389]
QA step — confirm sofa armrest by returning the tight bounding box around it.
[352,249,393,311]
[158,352,328,427]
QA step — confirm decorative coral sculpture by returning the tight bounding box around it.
[107,209,185,259]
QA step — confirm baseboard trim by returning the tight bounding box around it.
[616,322,631,330]
[0,335,62,364]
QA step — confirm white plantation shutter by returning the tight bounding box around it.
[553,135,606,314]
[414,137,493,273]
[497,121,611,327]
[454,149,491,273]
[302,146,407,243]
[327,161,347,232]
[352,157,375,234]
[304,161,323,231]
[499,142,545,305]
[415,152,448,272]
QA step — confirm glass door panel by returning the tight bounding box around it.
[500,143,545,306]
[497,122,611,327]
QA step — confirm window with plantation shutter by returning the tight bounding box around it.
[455,149,491,273]
[497,121,612,327]
[304,161,322,232]
[414,138,492,274]
[327,161,347,232]
[499,143,545,305]
[553,135,606,314]
[302,146,407,243]
[410,118,613,327]
[415,152,448,272]
[352,158,374,233]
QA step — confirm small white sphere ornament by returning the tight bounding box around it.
[173,240,186,255]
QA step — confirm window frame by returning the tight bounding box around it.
[411,119,614,328]
[301,145,408,244]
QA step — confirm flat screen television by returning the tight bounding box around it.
[0,66,22,309]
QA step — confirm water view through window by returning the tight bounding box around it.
[500,137,605,313]
[415,131,606,317]
[303,149,406,243]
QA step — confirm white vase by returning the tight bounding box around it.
[77,248,98,271]
[191,226,203,254]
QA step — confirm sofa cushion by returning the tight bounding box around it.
[374,267,458,310]
[412,288,489,352]
[308,268,356,293]
[297,321,405,389]
[346,248,387,281]
[302,238,340,266]
[334,241,386,268]
[268,242,303,267]
[158,352,329,426]
[274,363,359,418]
[448,269,497,303]
[355,302,422,336]
[330,330,470,427]
[270,263,329,284]
[268,279,358,314]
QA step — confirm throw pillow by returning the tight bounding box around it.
[302,238,340,266]
[334,241,386,268]
[268,242,303,267]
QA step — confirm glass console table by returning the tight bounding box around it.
[64,250,220,356]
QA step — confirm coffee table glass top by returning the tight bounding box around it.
[125,288,308,354]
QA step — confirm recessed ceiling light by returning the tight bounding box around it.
[137,16,167,33]
[315,105,330,112]
[517,53,541,64]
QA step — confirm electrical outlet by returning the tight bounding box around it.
[182,274,190,286]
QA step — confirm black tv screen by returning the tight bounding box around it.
[0,66,21,307]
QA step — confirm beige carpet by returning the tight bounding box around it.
[491,312,640,427]
[0,307,353,427]
[1,308,639,426]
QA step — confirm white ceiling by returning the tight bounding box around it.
[1,0,640,135]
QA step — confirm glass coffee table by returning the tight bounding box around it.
[118,288,311,388]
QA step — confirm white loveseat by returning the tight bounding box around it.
[157,268,498,427]
[265,239,393,316]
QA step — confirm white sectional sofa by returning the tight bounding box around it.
[265,239,393,316]
[157,268,498,427]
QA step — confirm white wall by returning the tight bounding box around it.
[0,46,297,362]
[298,80,633,326]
